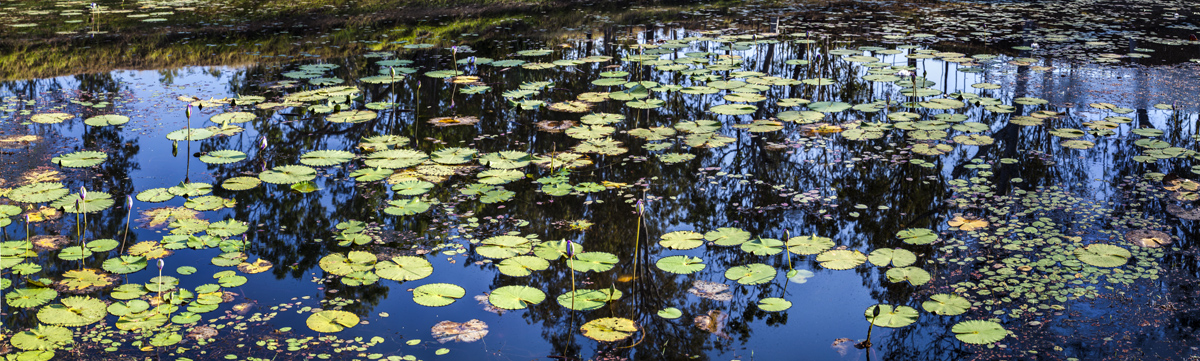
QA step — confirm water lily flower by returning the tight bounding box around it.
[1031,42,1040,50]
[896,70,913,77]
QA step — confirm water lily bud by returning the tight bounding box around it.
[79,186,87,200]
[157,259,165,270]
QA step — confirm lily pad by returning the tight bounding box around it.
[786,235,835,255]
[566,252,618,273]
[886,266,932,286]
[307,310,360,333]
[655,255,706,274]
[580,317,637,342]
[300,150,355,166]
[495,256,549,277]
[259,165,317,184]
[51,151,107,168]
[475,235,534,259]
[488,285,546,310]
[660,231,704,250]
[869,248,917,267]
[1073,244,1130,267]
[864,305,919,328]
[922,293,971,316]
[757,298,792,312]
[951,320,1008,344]
[724,263,776,285]
[557,288,622,311]
[375,256,434,281]
[705,227,751,246]
[38,296,106,326]
[413,283,466,307]
[816,250,867,270]
[198,150,246,164]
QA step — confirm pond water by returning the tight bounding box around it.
[1,0,1200,360]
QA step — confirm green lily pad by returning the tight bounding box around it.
[364,149,428,168]
[1073,244,1130,267]
[30,113,73,124]
[478,151,532,169]
[8,182,69,203]
[741,238,784,255]
[375,256,433,281]
[198,150,246,164]
[6,287,58,308]
[566,252,618,273]
[869,248,917,267]
[38,296,106,326]
[319,251,376,276]
[786,235,835,255]
[886,266,932,285]
[897,228,938,245]
[102,256,147,274]
[655,255,706,274]
[412,283,465,307]
[259,165,317,184]
[384,198,432,216]
[816,250,867,270]
[922,293,971,316]
[431,147,477,164]
[11,325,73,351]
[51,150,107,168]
[657,308,682,319]
[558,288,622,311]
[532,240,582,261]
[134,188,173,203]
[52,191,114,213]
[115,309,168,331]
[496,255,549,277]
[84,114,130,126]
[307,310,360,333]
[659,231,704,250]
[580,317,637,342]
[488,285,546,310]
[300,150,355,166]
[757,297,792,312]
[951,320,1008,344]
[475,235,534,259]
[328,110,377,123]
[165,128,214,141]
[864,304,919,328]
[221,177,261,191]
[724,263,776,285]
[709,104,757,115]
[705,227,751,246]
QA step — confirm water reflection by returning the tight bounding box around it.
[2,2,1200,361]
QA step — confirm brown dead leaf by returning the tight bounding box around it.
[947,216,988,231]
[1125,229,1172,248]
[687,280,732,302]
[693,310,731,339]
[431,319,489,343]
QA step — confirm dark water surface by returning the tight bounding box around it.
[2,1,1200,360]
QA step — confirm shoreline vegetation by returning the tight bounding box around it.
[0,0,694,80]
